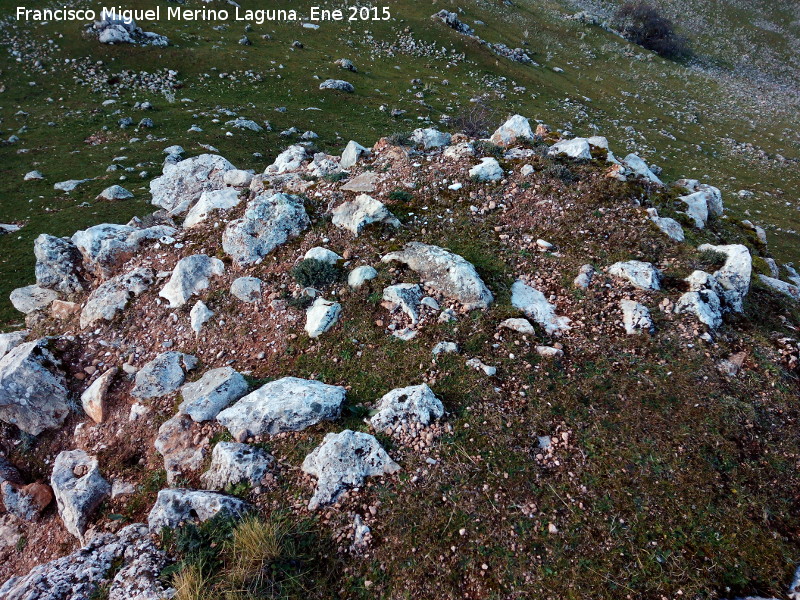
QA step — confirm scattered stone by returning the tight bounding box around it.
[647,208,685,241]
[217,377,346,441]
[500,318,535,334]
[81,367,117,423]
[341,171,380,193]
[9,285,58,314]
[179,367,249,422]
[620,300,654,335]
[80,267,155,328]
[370,384,444,430]
[147,489,249,533]
[231,276,262,303]
[190,300,214,334]
[335,58,357,72]
[573,264,595,289]
[383,284,423,324]
[469,157,503,182]
[301,430,400,510]
[536,346,564,359]
[24,170,43,181]
[154,414,208,484]
[54,179,91,193]
[0,331,28,361]
[97,185,133,201]
[348,265,378,288]
[223,193,310,266]
[411,128,451,149]
[304,247,342,264]
[131,351,194,399]
[202,442,275,491]
[0,339,69,435]
[34,234,84,293]
[72,223,176,278]
[150,154,235,214]
[51,450,110,540]
[432,341,459,355]
[675,289,723,329]
[758,275,800,301]
[622,154,663,185]
[382,242,493,309]
[159,254,225,308]
[511,280,571,335]
[699,244,752,311]
[319,79,355,92]
[183,188,242,228]
[466,358,497,376]
[265,145,307,174]
[490,115,534,147]
[332,194,400,235]
[608,260,662,290]
[305,298,342,338]
[341,141,370,170]
[548,138,591,160]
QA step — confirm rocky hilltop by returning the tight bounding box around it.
[1,116,800,599]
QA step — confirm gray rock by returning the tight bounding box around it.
[490,115,534,147]
[54,179,91,192]
[466,358,497,376]
[0,523,172,600]
[301,429,400,510]
[432,341,459,355]
[71,224,176,278]
[305,298,342,338]
[265,145,307,174]
[698,244,751,312]
[225,117,262,132]
[231,277,263,303]
[608,260,662,290]
[159,254,225,308]
[500,317,535,334]
[348,266,378,288]
[675,289,723,329]
[469,157,503,182]
[332,194,400,235]
[647,209,685,242]
[179,367,249,422]
[80,267,155,328]
[24,170,43,181]
[370,384,444,430]
[675,179,724,217]
[622,154,663,185]
[97,185,133,201]
[132,351,194,399]
[81,367,116,423]
[190,300,214,334]
[1,480,53,522]
[573,264,595,289]
[0,339,69,435]
[319,79,354,92]
[201,442,274,491]
[9,285,58,314]
[306,153,342,177]
[511,280,571,335]
[34,234,84,293]
[620,300,654,335]
[383,284,423,324]
[304,247,342,264]
[217,376,346,441]
[154,414,208,484]
[51,450,110,540]
[410,128,451,149]
[548,138,591,160]
[758,275,800,301]
[679,191,710,228]
[183,188,242,228]
[147,488,249,532]
[223,169,255,187]
[0,330,28,361]
[335,58,357,72]
[150,154,235,214]
[382,242,493,310]
[341,140,370,169]
[223,193,310,266]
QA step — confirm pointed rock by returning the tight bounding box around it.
[511,280,571,335]
[51,450,110,540]
[159,255,225,308]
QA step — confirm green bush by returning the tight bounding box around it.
[389,189,413,202]
[291,258,341,288]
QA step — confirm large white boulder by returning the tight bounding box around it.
[490,115,534,147]
[647,209,685,242]
[179,367,249,422]
[698,244,751,311]
[159,254,225,308]
[51,450,110,541]
[381,242,493,310]
[348,266,378,289]
[183,188,242,228]
[9,285,58,315]
[332,194,400,236]
[216,377,346,441]
[301,430,400,510]
[758,275,800,301]
[201,442,275,491]
[147,489,249,533]
[469,157,503,182]
[265,145,308,174]
[71,223,176,278]
[370,384,444,430]
[131,351,195,399]
[0,339,69,435]
[80,267,155,328]
[548,138,591,160]
[622,154,663,185]
[675,289,723,329]
[305,298,342,338]
[34,234,84,293]
[511,280,571,335]
[341,140,370,169]
[222,193,310,266]
[411,128,451,149]
[150,154,235,214]
[608,260,662,290]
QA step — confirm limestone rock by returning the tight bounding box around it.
[466,358,497,376]
[675,179,724,216]
[500,318,535,334]
[548,138,591,160]
[80,267,155,328]
[147,488,249,533]
[490,115,534,147]
[370,384,444,430]
[675,289,723,329]
[159,254,225,308]
[9,285,58,314]
[97,185,133,201]
[179,367,249,422]
[131,351,194,399]
[217,377,346,441]
[411,128,451,149]
[305,298,342,338]
[34,234,84,293]
[608,260,662,290]
[511,280,571,335]
[201,442,275,491]
[679,191,710,228]
[71,224,176,278]
[265,145,307,174]
[150,154,235,214]
[382,242,493,310]
[306,153,342,177]
[301,430,400,510]
[573,264,595,289]
[469,157,503,182]
[304,247,342,264]
[0,330,28,361]
[51,450,110,540]
[190,300,214,335]
[341,140,370,169]
[332,194,400,236]
[758,275,800,301]
[647,209,685,241]
[0,339,69,435]
[383,284,423,324]
[154,414,208,484]
[319,79,355,92]
[622,154,663,185]
[620,300,654,335]
[341,171,379,193]
[81,367,117,423]
[432,341,459,355]
[698,244,751,311]
[223,193,310,266]
[52,300,81,320]
[183,188,242,228]
[223,169,255,187]
[348,265,378,288]
[1,481,53,522]
[230,276,263,303]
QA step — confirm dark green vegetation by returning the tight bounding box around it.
[0,0,798,328]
